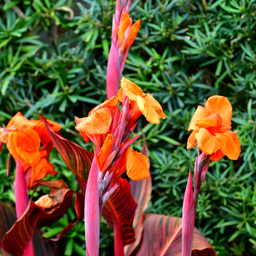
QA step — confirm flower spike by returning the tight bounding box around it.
[77,78,165,255]
[107,0,141,98]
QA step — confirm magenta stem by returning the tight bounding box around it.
[15,160,34,256]
[84,157,101,256]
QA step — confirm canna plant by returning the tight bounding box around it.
[182,95,241,256]
[0,1,243,256]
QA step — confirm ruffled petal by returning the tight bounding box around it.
[195,128,220,155]
[120,77,144,101]
[137,95,162,124]
[0,128,9,144]
[7,114,35,131]
[210,149,225,162]
[215,131,240,160]
[125,147,149,181]
[29,158,57,189]
[89,96,119,116]
[195,114,222,129]
[7,129,41,165]
[205,96,232,126]
[187,130,196,150]
[6,112,22,128]
[188,106,210,131]
[75,108,112,135]
[143,94,166,119]
[32,119,62,145]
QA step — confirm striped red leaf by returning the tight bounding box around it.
[1,188,73,256]
[40,116,93,182]
[51,192,84,242]
[124,175,152,256]
[0,201,16,256]
[136,214,217,256]
[0,201,60,256]
[125,132,151,256]
[102,178,137,255]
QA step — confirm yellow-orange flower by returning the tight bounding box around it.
[187,96,240,161]
[125,147,149,181]
[118,77,166,124]
[75,97,119,144]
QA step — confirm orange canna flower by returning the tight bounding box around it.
[0,112,60,189]
[0,112,62,146]
[187,96,241,161]
[118,13,141,53]
[118,77,166,124]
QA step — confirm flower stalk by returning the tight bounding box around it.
[84,157,100,256]
[106,0,141,98]
[15,159,34,256]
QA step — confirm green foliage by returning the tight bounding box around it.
[1,0,256,255]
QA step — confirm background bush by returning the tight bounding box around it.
[1,0,256,255]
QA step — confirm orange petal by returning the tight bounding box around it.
[136,94,165,124]
[75,108,112,135]
[195,128,220,155]
[205,96,232,126]
[188,106,210,131]
[195,114,222,129]
[120,77,144,101]
[187,130,196,150]
[143,94,166,119]
[215,132,240,160]
[32,119,62,145]
[29,158,56,189]
[6,112,22,128]
[99,134,113,166]
[0,128,9,144]
[118,13,131,46]
[210,149,225,162]
[126,147,150,181]
[35,194,58,209]
[127,19,141,46]
[118,88,124,102]
[89,96,118,116]
[7,115,35,131]
[7,129,41,165]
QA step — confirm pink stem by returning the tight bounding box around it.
[24,239,34,256]
[15,160,28,219]
[15,160,34,256]
[84,157,100,256]
[106,43,121,98]
[182,170,194,256]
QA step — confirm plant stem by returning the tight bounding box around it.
[193,164,203,218]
